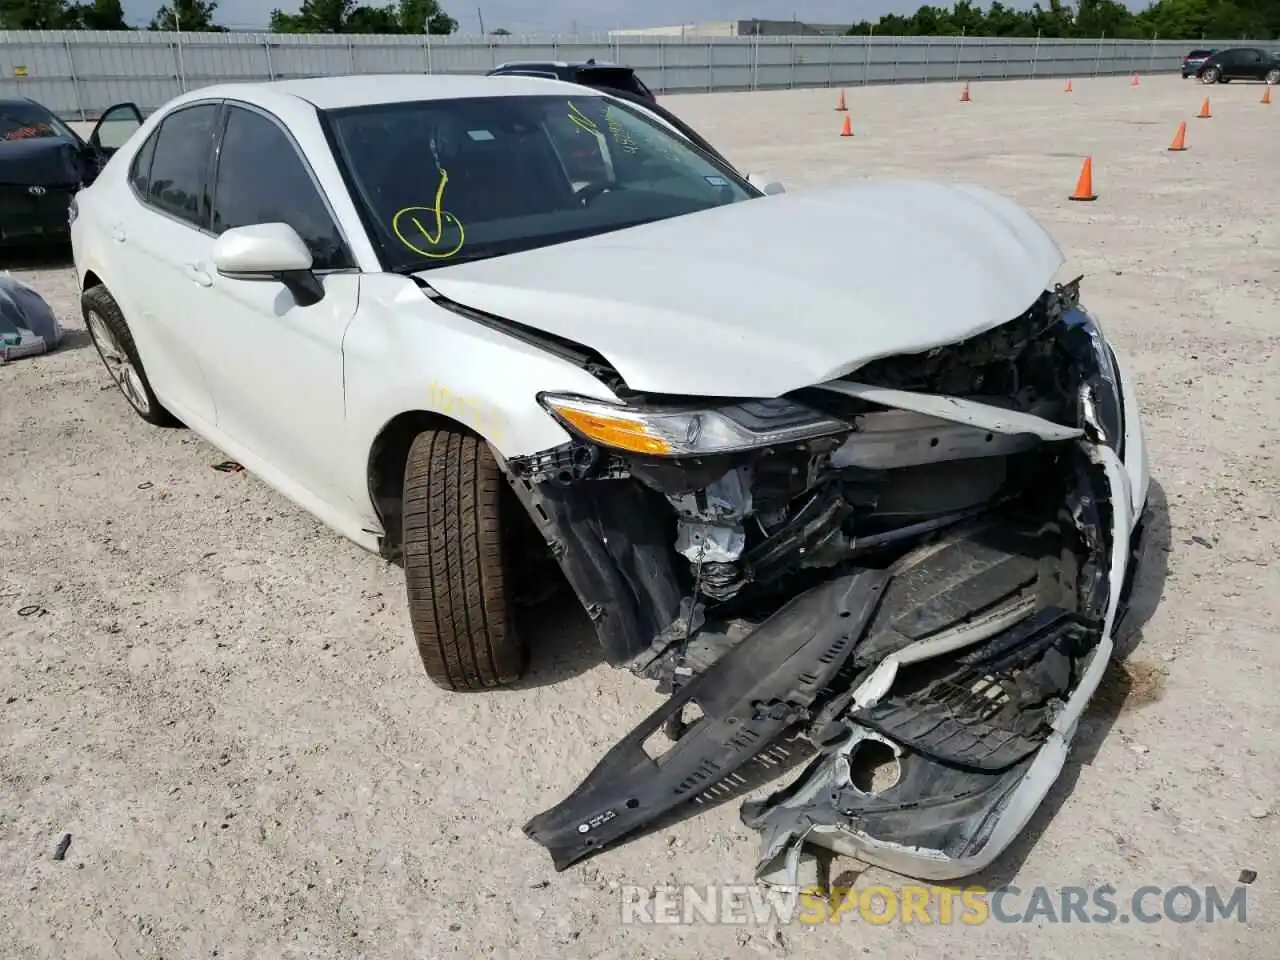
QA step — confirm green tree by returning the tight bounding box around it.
[270,0,456,33]
[0,0,80,28]
[398,0,456,33]
[149,0,224,30]
[844,0,1280,39]
[76,0,129,28]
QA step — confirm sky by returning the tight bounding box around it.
[116,0,1144,33]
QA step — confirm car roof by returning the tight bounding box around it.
[173,73,595,112]
[493,60,628,70]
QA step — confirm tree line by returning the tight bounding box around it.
[847,0,1280,40]
[2,0,1278,39]
[0,0,459,32]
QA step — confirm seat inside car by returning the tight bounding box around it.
[430,114,576,222]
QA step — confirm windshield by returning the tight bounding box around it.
[322,94,756,273]
[0,101,76,142]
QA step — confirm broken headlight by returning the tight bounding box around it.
[1064,306,1125,458]
[539,394,851,457]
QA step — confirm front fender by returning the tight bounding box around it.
[342,273,621,524]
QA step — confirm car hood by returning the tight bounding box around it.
[0,136,86,187]
[421,180,1064,398]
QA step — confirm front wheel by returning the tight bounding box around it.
[401,427,527,691]
[1200,67,1220,83]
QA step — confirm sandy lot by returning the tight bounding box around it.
[2,74,1278,959]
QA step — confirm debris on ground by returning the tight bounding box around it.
[0,273,62,363]
[52,834,71,861]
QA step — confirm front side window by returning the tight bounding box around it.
[145,103,219,227]
[210,105,351,271]
[0,101,75,141]
[323,93,756,273]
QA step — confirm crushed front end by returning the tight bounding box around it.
[508,278,1148,880]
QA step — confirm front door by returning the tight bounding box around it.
[88,102,143,161]
[191,102,360,513]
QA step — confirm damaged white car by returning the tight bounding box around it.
[70,74,1150,882]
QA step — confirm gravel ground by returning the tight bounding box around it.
[2,74,1278,959]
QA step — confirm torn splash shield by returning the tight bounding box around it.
[743,442,1134,883]
[522,569,890,871]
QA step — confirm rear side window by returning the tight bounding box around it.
[129,128,157,195]
[145,103,219,227]
[210,105,351,271]
[574,67,646,97]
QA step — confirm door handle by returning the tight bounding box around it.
[110,224,126,243]
[183,263,213,287]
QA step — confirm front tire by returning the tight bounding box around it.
[82,285,177,427]
[1200,67,1220,84]
[401,427,527,690]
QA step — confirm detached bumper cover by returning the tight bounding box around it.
[523,442,1140,881]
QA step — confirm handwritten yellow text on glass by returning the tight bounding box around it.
[391,167,465,260]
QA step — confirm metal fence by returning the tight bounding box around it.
[0,30,1219,120]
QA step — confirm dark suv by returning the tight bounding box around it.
[1194,47,1280,84]
[485,59,657,102]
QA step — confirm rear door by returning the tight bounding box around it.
[108,100,222,427]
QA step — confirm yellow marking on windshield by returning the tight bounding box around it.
[567,100,599,135]
[391,167,465,260]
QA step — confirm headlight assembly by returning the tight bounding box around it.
[1064,305,1124,458]
[539,394,851,457]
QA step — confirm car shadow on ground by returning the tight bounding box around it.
[4,243,74,271]
[960,476,1173,892]
[57,328,94,352]
[510,587,606,688]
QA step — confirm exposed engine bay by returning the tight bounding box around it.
[504,278,1147,882]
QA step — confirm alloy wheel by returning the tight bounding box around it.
[86,310,151,416]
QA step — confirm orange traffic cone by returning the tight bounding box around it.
[1263,85,1272,105]
[839,115,853,137]
[1069,156,1097,202]
[835,89,847,111]
[1131,72,1140,86]
[1168,120,1187,152]
[1197,96,1212,118]
[959,81,971,102]
[1064,79,1073,93]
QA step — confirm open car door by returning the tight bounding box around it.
[88,102,144,157]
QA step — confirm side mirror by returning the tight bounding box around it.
[213,223,324,307]
[747,173,786,196]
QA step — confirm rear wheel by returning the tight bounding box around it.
[401,427,527,690]
[1266,68,1280,85]
[82,285,177,427]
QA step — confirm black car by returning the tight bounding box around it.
[0,98,143,247]
[1180,48,1217,78]
[485,59,657,102]
[1195,47,1280,84]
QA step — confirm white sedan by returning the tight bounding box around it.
[72,73,1151,881]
